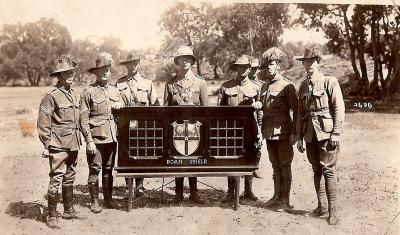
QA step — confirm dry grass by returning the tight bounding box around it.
[18,119,36,137]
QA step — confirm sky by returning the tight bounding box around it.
[0,0,396,50]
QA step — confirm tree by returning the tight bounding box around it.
[0,18,72,86]
[296,4,399,96]
[159,2,217,76]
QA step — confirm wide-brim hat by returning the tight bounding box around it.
[119,50,140,65]
[50,55,78,76]
[88,52,113,73]
[259,47,287,69]
[296,47,322,61]
[230,54,252,70]
[174,45,196,65]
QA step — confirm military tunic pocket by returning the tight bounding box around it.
[136,85,149,104]
[312,89,328,110]
[89,119,107,139]
[58,102,75,122]
[92,97,107,115]
[225,88,238,106]
[318,113,333,133]
[268,91,285,108]
[50,127,73,149]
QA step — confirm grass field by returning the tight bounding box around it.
[0,84,399,234]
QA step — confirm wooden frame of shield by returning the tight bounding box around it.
[113,106,261,211]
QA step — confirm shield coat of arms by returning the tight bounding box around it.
[172,120,201,156]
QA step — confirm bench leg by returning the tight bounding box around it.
[234,176,240,211]
[127,177,133,212]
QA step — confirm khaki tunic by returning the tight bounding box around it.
[79,83,123,144]
[37,83,81,151]
[164,71,208,106]
[296,71,345,143]
[116,73,159,106]
[260,74,298,140]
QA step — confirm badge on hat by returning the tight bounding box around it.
[50,55,78,77]
[119,50,140,65]
[296,47,322,61]
[88,52,113,73]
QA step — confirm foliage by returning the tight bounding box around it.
[0,18,72,86]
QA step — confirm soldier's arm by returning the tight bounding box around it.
[149,82,160,106]
[216,86,226,106]
[327,77,345,141]
[163,83,170,106]
[37,94,55,150]
[79,90,93,143]
[286,84,299,136]
[199,80,208,106]
[296,86,305,141]
[255,88,263,127]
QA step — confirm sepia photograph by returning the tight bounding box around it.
[0,0,399,234]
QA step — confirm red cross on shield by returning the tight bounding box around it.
[172,120,201,156]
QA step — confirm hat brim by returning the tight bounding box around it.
[174,55,196,66]
[119,59,140,65]
[88,64,111,74]
[296,56,319,61]
[50,62,78,77]
[230,63,250,71]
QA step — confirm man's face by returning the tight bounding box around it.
[177,56,193,70]
[58,70,75,85]
[234,65,251,78]
[95,66,111,81]
[302,58,319,74]
[125,61,140,74]
[266,60,280,76]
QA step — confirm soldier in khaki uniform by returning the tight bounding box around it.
[296,47,345,225]
[218,54,261,203]
[252,47,298,211]
[37,55,81,228]
[80,52,124,213]
[116,50,159,198]
[249,58,264,179]
[164,45,208,204]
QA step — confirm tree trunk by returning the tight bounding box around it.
[341,5,361,80]
[370,16,380,96]
[196,57,202,76]
[356,34,369,95]
[213,65,220,80]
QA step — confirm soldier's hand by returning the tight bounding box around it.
[87,142,97,155]
[111,102,124,110]
[42,149,50,158]
[329,135,340,147]
[251,101,262,109]
[289,134,297,145]
[297,140,305,153]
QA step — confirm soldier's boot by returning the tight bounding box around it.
[88,181,102,213]
[102,172,117,209]
[61,185,77,219]
[135,178,145,198]
[311,171,328,217]
[189,177,205,204]
[253,170,262,179]
[46,192,60,229]
[173,177,184,203]
[240,176,258,201]
[222,177,235,203]
[278,177,294,212]
[264,174,281,208]
[325,171,339,225]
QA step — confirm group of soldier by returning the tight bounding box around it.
[37,44,345,229]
